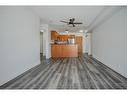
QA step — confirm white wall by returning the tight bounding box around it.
[0,7,40,85]
[46,25,51,59]
[85,33,92,55]
[92,7,127,77]
[40,24,51,59]
[43,31,46,56]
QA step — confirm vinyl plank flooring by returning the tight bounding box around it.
[0,54,127,89]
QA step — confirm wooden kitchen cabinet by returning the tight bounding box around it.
[69,35,75,39]
[58,35,75,41]
[51,45,62,57]
[51,32,76,41]
[62,45,78,57]
[58,35,69,41]
[51,44,78,57]
[51,31,59,40]
[75,36,83,54]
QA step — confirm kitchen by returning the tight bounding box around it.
[51,30,83,57]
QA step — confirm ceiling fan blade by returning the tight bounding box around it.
[72,24,75,27]
[60,21,68,23]
[60,18,83,27]
[73,22,83,24]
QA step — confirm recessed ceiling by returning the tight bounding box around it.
[31,6,105,28]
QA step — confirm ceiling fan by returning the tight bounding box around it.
[60,18,83,27]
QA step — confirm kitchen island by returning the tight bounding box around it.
[51,44,78,57]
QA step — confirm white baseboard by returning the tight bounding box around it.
[92,55,127,79]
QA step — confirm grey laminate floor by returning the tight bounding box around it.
[0,54,127,89]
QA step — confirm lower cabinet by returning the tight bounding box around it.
[51,44,78,57]
[51,45,62,57]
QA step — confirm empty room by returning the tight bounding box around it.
[0,6,127,89]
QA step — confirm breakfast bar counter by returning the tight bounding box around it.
[51,44,78,57]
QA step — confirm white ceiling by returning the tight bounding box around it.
[30,6,123,32]
[31,6,104,26]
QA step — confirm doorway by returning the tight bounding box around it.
[40,32,43,61]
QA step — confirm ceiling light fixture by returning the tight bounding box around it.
[65,30,69,34]
[79,30,83,33]
[40,30,44,32]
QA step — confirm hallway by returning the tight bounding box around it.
[1,54,127,89]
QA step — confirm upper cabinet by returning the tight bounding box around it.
[51,31,59,40]
[58,35,69,41]
[69,35,75,39]
[51,31,76,41]
[58,35,75,41]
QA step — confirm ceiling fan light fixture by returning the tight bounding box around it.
[60,18,83,27]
